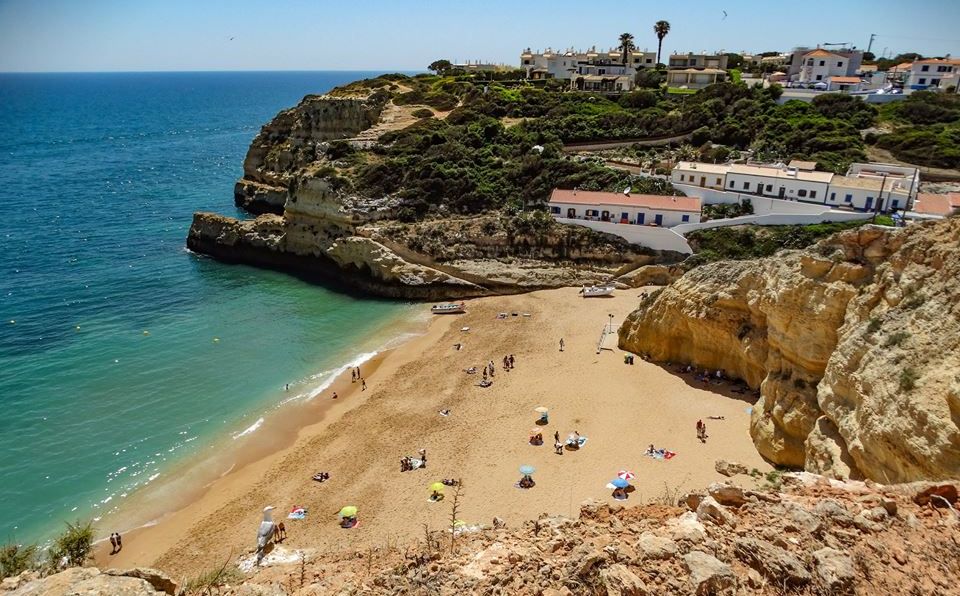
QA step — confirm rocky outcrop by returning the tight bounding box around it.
[619,219,960,483]
[3,567,174,595]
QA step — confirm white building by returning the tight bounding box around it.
[797,49,850,84]
[520,47,656,82]
[671,162,729,190]
[905,58,960,91]
[670,161,918,213]
[548,189,701,227]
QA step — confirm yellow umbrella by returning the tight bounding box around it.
[429,482,446,492]
[338,505,357,517]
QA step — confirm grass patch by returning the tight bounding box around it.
[867,318,882,333]
[899,367,918,391]
[884,331,910,347]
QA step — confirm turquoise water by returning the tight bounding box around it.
[0,72,412,544]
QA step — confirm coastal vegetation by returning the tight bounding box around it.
[871,91,960,168]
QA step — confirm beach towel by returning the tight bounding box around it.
[565,436,588,448]
[288,506,307,520]
[645,449,677,461]
[405,458,424,470]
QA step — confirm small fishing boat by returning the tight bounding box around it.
[431,302,466,314]
[579,285,615,298]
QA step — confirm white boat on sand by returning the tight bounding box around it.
[431,302,466,314]
[580,285,615,298]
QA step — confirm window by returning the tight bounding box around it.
[830,192,836,202]
[766,184,773,192]
[845,194,853,203]
[816,75,823,81]
[682,214,690,222]
[819,60,825,66]
[919,78,927,85]
[523,60,531,65]
[921,65,929,72]
[742,181,750,190]
[729,180,735,188]
[932,79,941,86]
[690,59,697,66]
[798,189,807,198]
[646,58,652,63]
[807,59,814,66]
[716,178,722,186]
[550,206,561,214]
[810,190,817,199]
[837,61,843,67]
[679,174,685,182]
[892,199,900,208]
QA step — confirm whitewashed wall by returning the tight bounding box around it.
[672,210,872,234]
[554,217,693,254]
[673,184,829,214]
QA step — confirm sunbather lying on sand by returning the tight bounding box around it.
[465,367,477,374]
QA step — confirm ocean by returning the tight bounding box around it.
[0,71,415,545]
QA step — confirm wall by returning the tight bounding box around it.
[550,201,699,227]
[671,169,727,190]
[724,172,830,203]
[825,187,910,212]
[671,210,871,235]
[674,183,833,214]
[554,217,693,253]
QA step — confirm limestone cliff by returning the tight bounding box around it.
[189,86,668,299]
[618,219,960,483]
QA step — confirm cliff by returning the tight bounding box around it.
[618,219,960,483]
[14,476,959,595]
[189,79,672,300]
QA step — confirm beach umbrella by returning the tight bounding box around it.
[338,505,358,518]
[534,406,549,414]
[611,478,630,489]
[519,465,536,475]
[617,470,636,480]
[530,428,543,435]
[429,482,446,492]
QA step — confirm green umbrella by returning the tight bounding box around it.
[338,505,358,518]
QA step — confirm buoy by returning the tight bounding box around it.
[76,325,81,330]
[10,320,15,324]
[143,330,150,335]
[213,337,220,343]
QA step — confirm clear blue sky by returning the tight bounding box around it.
[1,0,958,72]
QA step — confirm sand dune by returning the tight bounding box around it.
[98,288,772,577]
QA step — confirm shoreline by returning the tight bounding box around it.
[95,288,773,577]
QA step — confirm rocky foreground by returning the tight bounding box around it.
[7,474,959,595]
[619,217,960,484]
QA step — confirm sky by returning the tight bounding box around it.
[0,0,958,72]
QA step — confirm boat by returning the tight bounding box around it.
[580,285,615,298]
[431,302,466,314]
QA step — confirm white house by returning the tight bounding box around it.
[825,176,910,212]
[520,47,656,82]
[905,58,960,91]
[827,76,863,92]
[548,189,701,227]
[724,164,833,202]
[671,161,730,190]
[797,49,849,84]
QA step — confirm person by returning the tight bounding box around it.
[430,489,444,501]
[519,475,535,489]
[454,342,462,351]
[419,448,427,467]
[285,383,289,391]
[488,360,495,377]
[332,392,338,400]
[400,457,407,472]
[115,532,122,551]
[559,338,565,352]
[341,515,356,529]
[109,533,117,554]
[696,420,703,439]
[503,355,509,370]
[351,369,356,383]
[509,354,515,368]
[700,422,707,442]
[612,487,627,500]
[554,440,564,455]
[482,367,488,381]
[355,366,361,379]
[554,430,560,444]
[361,378,366,391]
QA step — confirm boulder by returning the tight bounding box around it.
[707,483,748,507]
[634,533,678,560]
[814,499,854,527]
[812,547,856,594]
[913,483,959,507]
[696,496,738,527]
[579,499,612,521]
[683,551,737,595]
[680,491,704,511]
[599,564,649,596]
[6,567,166,596]
[104,568,177,595]
[715,460,749,477]
[733,538,811,587]
[670,512,707,543]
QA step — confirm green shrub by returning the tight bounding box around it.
[48,520,94,569]
[899,367,918,391]
[411,108,434,119]
[1,543,36,579]
[867,318,882,333]
[884,331,910,347]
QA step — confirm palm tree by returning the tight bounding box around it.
[654,20,671,67]
[618,32,636,66]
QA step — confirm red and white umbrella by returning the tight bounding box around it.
[617,470,636,481]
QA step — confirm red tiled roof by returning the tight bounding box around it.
[914,193,960,216]
[830,76,861,84]
[804,49,842,58]
[549,189,701,212]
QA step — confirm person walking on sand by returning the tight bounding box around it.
[115,532,122,551]
[351,369,356,383]
[554,430,560,444]
[361,378,366,391]
[109,533,117,554]
[332,392,338,400]
[559,338,565,352]
[509,354,515,368]
[419,448,427,467]
[696,419,703,440]
[488,360,495,377]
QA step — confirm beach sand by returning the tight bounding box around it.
[96,287,772,577]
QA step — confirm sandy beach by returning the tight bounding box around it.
[95,287,772,577]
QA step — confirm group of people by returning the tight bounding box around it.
[312,472,330,482]
[400,449,427,472]
[108,532,123,555]
[696,419,708,443]
[350,367,366,390]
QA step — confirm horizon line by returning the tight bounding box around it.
[0,68,426,75]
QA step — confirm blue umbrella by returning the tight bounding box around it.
[519,465,536,475]
[611,477,629,488]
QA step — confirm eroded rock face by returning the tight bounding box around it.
[5,567,172,596]
[619,220,960,483]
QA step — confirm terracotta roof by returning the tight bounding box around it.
[830,76,861,84]
[914,193,960,216]
[668,68,727,74]
[915,58,960,65]
[729,164,834,183]
[549,189,701,212]
[803,49,842,58]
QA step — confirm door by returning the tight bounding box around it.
[637,212,645,225]
[654,214,663,226]
[864,197,873,212]
[778,187,786,199]
[699,176,706,188]
[601,210,610,222]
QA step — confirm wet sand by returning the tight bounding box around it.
[95,288,772,577]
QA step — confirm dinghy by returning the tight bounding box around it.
[431,302,466,314]
[579,285,615,297]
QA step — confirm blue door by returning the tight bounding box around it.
[637,212,645,225]
[654,213,663,226]
[864,196,873,212]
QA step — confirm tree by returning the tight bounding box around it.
[428,59,452,74]
[618,32,636,66]
[654,20,671,67]
[862,51,875,62]
[725,53,744,69]
[48,520,94,570]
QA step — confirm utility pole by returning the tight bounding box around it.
[866,33,876,56]
[872,173,887,224]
